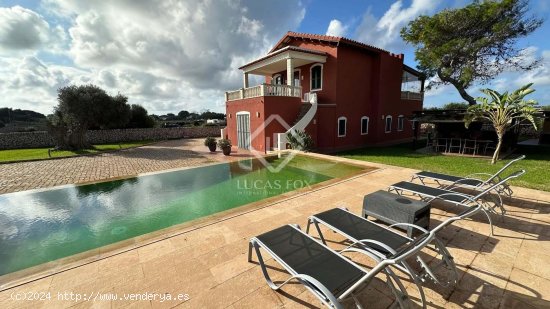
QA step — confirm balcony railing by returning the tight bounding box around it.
[401,91,424,101]
[226,84,302,101]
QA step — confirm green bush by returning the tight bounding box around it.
[204,136,217,147]
[217,138,232,149]
[286,130,314,152]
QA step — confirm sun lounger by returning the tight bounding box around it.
[306,204,481,308]
[248,224,435,309]
[411,155,525,197]
[388,170,526,234]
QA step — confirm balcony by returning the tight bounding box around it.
[401,91,424,101]
[225,84,302,101]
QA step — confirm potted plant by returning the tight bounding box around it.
[217,138,232,156]
[204,137,217,152]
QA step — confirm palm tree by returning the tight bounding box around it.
[465,83,539,164]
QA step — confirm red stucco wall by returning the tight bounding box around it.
[226,37,424,153]
[225,96,302,152]
[225,97,265,151]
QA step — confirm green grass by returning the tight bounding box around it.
[336,143,550,192]
[0,141,151,163]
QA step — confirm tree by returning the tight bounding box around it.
[127,104,155,128]
[48,84,131,150]
[442,102,469,110]
[177,110,190,119]
[201,110,225,120]
[401,0,542,105]
[465,83,539,164]
[188,112,200,120]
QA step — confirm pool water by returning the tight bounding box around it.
[0,155,364,276]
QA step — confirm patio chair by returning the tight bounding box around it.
[389,170,526,235]
[433,138,448,153]
[410,155,525,198]
[447,138,462,153]
[461,139,479,156]
[248,224,435,309]
[306,204,481,308]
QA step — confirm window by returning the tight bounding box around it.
[385,115,392,133]
[273,74,283,85]
[310,64,323,91]
[293,69,300,87]
[361,116,369,135]
[337,117,347,137]
[397,115,404,131]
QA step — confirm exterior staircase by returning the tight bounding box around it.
[274,93,317,150]
[293,104,313,126]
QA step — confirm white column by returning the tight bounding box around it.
[243,72,249,88]
[286,58,294,86]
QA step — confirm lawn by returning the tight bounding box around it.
[337,142,550,192]
[0,141,151,163]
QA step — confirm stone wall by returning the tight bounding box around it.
[0,127,222,150]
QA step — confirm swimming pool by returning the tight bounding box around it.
[0,154,365,278]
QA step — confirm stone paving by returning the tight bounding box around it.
[0,154,549,308]
[0,139,254,194]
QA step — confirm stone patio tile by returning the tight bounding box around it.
[513,247,550,281]
[96,250,140,273]
[504,268,550,308]
[137,240,175,263]
[229,285,283,308]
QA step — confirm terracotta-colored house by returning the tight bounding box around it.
[224,32,425,153]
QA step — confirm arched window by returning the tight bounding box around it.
[337,116,347,137]
[273,74,283,85]
[397,115,404,131]
[385,115,392,133]
[310,64,323,91]
[361,116,369,135]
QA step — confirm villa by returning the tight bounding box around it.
[224,32,425,153]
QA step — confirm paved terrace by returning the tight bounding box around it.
[0,139,254,194]
[1,155,549,308]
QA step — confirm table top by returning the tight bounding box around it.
[363,190,430,212]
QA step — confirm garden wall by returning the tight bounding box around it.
[0,127,222,150]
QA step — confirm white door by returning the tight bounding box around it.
[236,112,250,150]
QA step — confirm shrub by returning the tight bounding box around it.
[217,138,232,149]
[286,130,314,152]
[204,136,217,147]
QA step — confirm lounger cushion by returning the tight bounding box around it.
[391,181,467,204]
[315,208,409,255]
[256,225,365,297]
[417,171,483,187]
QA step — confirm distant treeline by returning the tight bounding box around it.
[0,108,46,126]
[423,102,469,111]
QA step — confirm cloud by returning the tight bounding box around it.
[0,1,306,114]
[516,50,550,87]
[0,6,65,54]
[326,19,348,37]
[355,0,441,51]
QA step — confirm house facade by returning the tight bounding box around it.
[224,32,424,153]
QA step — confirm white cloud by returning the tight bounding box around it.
[355,0,441,51]
[0,6,66,55]
[0,1,306,114]
[516,50,550,87]
[326,19,348,37]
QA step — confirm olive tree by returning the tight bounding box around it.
[401,0,542,105]
[48,85,131,150]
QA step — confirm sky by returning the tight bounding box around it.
[0,0,549,115]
